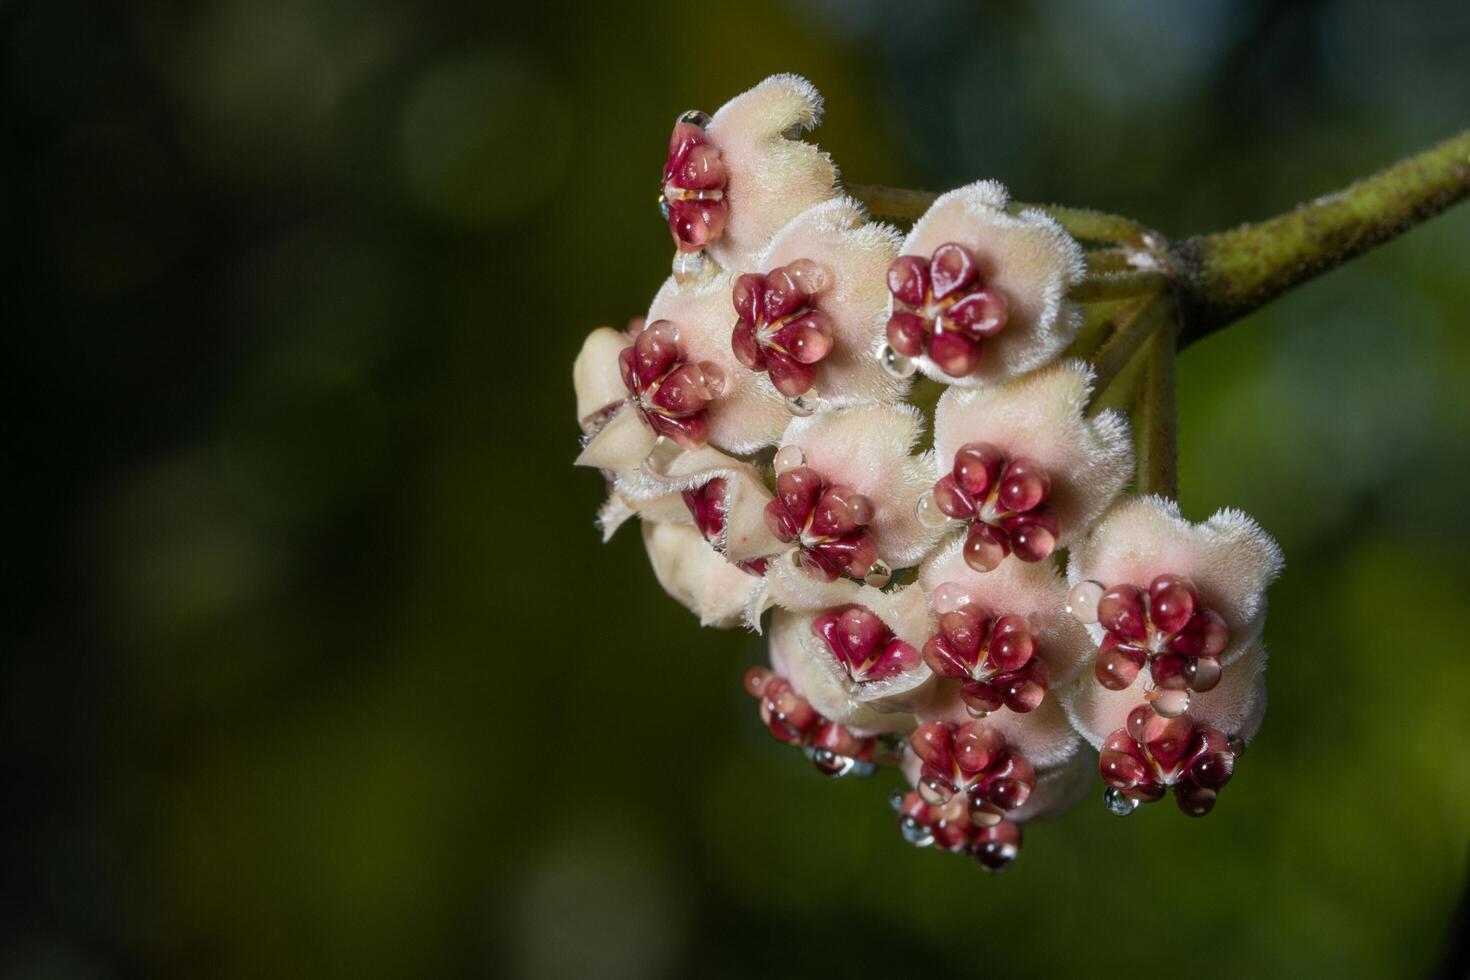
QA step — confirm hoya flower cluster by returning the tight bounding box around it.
[574,76,1283,872]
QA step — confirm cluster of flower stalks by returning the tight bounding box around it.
[573,75,1283,873]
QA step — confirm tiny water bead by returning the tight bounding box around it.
[660,110,728,252]
[877,343,917,380]
[743,667,877,779]
[922,605,1050,715]
[618,319,728,448]
[1081,574,1229,704]
[730,260,835,401]
[1103,786,1141,816]
[909,721,1037,829]
[772,444,805,475]
[1099,705,1237,816]
[763,465,881,582]
[886,242,1010,378]
[893,787,1025,872]
[811,605,921,685]
[932,442,1059,571]
[1065,580,1104,623]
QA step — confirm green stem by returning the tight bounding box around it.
[1069,270,1170,303]
[1174,128,1470,346]
[1087,295,1172,401]
[1136,326,1178,497]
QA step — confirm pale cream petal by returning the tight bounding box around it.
[1060,643,1269,750]
[778,403,941,566]
[932,360,1133,547]
[573,327,631,429]
[703,74,839,272]
[573,403,656,472]
[646,272,789,454]
[916,537,1094,684]
[900,180,1085,386]
[642,521,765,629]
[1066,495,1285,666]
[626,444,782,563]
[756,197,907,405]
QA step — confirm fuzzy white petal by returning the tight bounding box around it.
[932,360,1133,547]
[899,180,1085,387]
[1061,643,1269,750]
[574,403,656,472]
[623,444,782,562]
[647,271,788,454]
[642,521,764,629]
[778,402,940,566]
[757,197,908,405]
[573,327,632,429]
[916,536,1094,685]
[703,74,839,272]
[1066,495,1285,666]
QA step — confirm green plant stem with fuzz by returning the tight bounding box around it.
[850,128,1470,501]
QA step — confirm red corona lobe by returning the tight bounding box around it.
[811,605,920,684]
[933,442,1059,571]
[618,320,726,449]
[763,466,880,581]
[886,242,1010,377]
[661,112,728,252]
[743,667,878,778]
[908,721,1037,829]
[1100,705,1237,816]
[1092,574,1229,696]
[731,260,835,398]
[681,478,768,576]
[922,607,1049,714]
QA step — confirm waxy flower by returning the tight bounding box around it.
[882,181,1086,386]
[642,521,766,629]
[1066,495,1284,714]
[921,360,1133,571]
[1063,642,1268,816]
[731,197,907,410]
[659,74,838,277]
[916,538,1094,717]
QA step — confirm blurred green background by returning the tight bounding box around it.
[7,0,1470,977]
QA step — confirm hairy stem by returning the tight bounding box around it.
[1087,295,1172,402]
[1070,270,1170,303]
[1174,128,1470,346]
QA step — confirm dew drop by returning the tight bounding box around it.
[918,776,953,806]
[889,790,905,812]
[658,193,670,221]
[864,559,893,588]
[879,344,917,379]
[914,489,953,530]
[773,445,806,475]
[1104,786,1141,816]
[678,109,712,128]
[784,392,816,416]
[965,703,991,720]
[899,816,935,847]
[1066,580,1105,623]
[671,249,709,285]
[1151,688,1191,718]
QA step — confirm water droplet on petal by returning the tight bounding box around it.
[1151,688,1191,718]
[784,392,816,416]
[919,776,953,806]
[879,344,917,379]
[864,559,892,588]
[889,790,905,812]
[671,249,709,285]
[931,581,972,615]
[658,194,670,221]
[1066,580,1105,623]
[1104,787,1141,816]
[914,489,953,530]
[899,816,935,847]
[773,445,805,475]
[678,109,712,128]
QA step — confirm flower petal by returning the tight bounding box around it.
[703,74,838,272]
[573,327,632,429]
[756,197,907,406]
[899,180,1085,386]
[1061,642,1268,750]
[1067,495,1285,666]
[932,360,1133,547]
[626,444,782,563]
[642,521,764,629]
[647,271,789,454]
[574,403,656,472]
[778,403,940,565]
[917,536,1094,685]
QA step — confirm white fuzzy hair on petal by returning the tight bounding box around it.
[778,402,941,565]
[899,180,1086,387]
[932,360,1133,547]
[756,197,908,406]
[642,521,765,630]
[1060,643,1269,750]
[573,327,631,430]
[1067,495,1285,666]
[916,537,1094,685]
[646,271,789,454]
[703,74,839,272]
[574,403,656,473]
[621,444,781,561]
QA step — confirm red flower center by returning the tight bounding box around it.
[617,319,726,449]
[743,667,877,778]
[660,111,728,252]
[930,441,1059,571]
[1092,574,1229,698]
[886,242,1010,378]
[908,720,1036,827]
[681,478,768,576]
[893,790,1023,872]
[730,261,835,399]
[811,605,920,684]
[922,606,1049,715]
[1100,705,1236,816]
[763,465,881,582]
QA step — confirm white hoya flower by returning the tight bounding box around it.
[641,521,766,630]
[883,180,1086,386]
